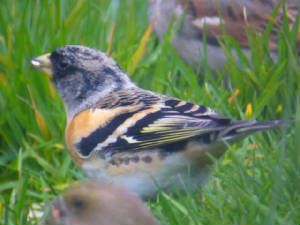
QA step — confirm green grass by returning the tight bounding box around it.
[0,0,299,224]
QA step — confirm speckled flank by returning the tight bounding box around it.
[106,151,162,176]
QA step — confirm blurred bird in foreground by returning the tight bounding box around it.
[148,0,299,70]
[31,45,283,199]
[42,181,159,225]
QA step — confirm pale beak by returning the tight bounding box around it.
[31,53,53,78]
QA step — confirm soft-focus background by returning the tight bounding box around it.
[0,1,299,224]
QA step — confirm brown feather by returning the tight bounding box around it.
[189,0,299,50]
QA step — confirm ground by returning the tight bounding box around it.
[0,1,299,225]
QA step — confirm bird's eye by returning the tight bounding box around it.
[71,197,85,210]
[59,59,69,70]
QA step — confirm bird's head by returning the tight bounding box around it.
[43,181,159,225]
[31,45,135,117]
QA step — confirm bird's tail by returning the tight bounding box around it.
[219,120,283,142]
[196,119,289,165]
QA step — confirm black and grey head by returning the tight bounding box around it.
[31,45,135,118]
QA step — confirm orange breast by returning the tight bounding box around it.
[65,106,141,165]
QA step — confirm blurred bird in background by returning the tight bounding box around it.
[42,180,159,225]
[148,0,299,70]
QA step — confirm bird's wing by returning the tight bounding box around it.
[188,0,299,50]
[69,89,233,158]
[110,100,230,151]
[68,89,280,159]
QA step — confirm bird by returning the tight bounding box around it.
[148,0,299,70]
[31,45,283,199]
[42,180,160,225]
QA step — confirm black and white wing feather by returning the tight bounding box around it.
[73,88,280,158]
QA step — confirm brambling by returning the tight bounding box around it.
[148,0,299,70]
[42,180,159,225]
[31,45,283,199]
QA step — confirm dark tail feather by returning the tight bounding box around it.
[219,120,283,141]
[202,119,291,162]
